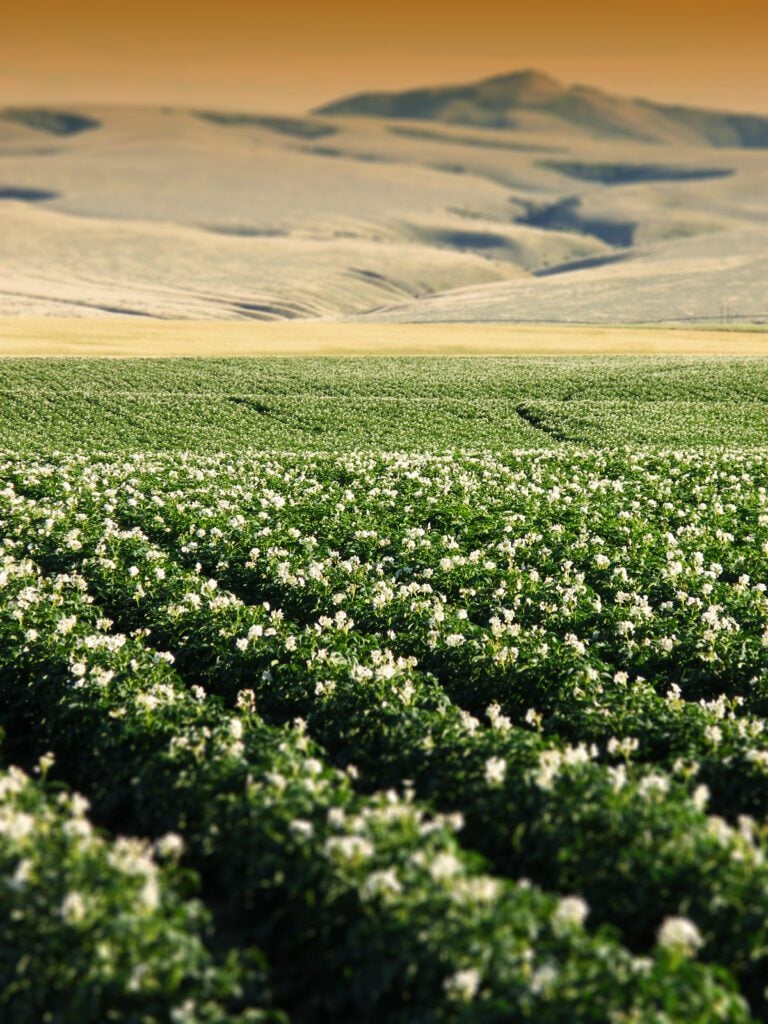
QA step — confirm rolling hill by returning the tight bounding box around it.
[0,71,766,324]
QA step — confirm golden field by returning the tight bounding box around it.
[0,319,766,358]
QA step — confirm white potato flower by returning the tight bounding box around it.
[484,756,507,787]
[443,967,481,1002]
[552,895,589,933]
[657,916,704,956]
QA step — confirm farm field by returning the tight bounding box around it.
[3,356,768,1021]
[0,320,767,358]
[3,355,768,450]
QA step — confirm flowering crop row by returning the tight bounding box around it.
[0,549,742,1021]
[0,760,280,1024]
[3,355,768,401]
[519,400,768,447]
[3,447,768,1016]
[1,357,767,450]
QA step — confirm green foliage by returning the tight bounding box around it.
[0,765,278,1023]
[1,357,768,1019]
[0,356,766,451]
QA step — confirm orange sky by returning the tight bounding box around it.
[2,0,767,114]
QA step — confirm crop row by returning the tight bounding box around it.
[0,758,281,1024]
[518,400,768,447]
[0,392,546,453]
[4,451,768,1013]
[0,357,767,451]
[2,356,768,402]
[0,551,746,1021]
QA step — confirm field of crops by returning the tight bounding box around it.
[2,357,768,1021]
[2,356,768,450]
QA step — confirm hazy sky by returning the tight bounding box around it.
[2,0,767,114]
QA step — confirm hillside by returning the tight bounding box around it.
[316,69,768,148]
[0,76,767,324]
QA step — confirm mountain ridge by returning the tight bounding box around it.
[315,70,768,148]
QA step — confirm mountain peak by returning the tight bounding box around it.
[481,68,563,90]
[470,69,568,108]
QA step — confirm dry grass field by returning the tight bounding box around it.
[0,318,766,358]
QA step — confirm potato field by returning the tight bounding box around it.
[2,358,768,1021]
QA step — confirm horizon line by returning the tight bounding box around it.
[3,67,768,121]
